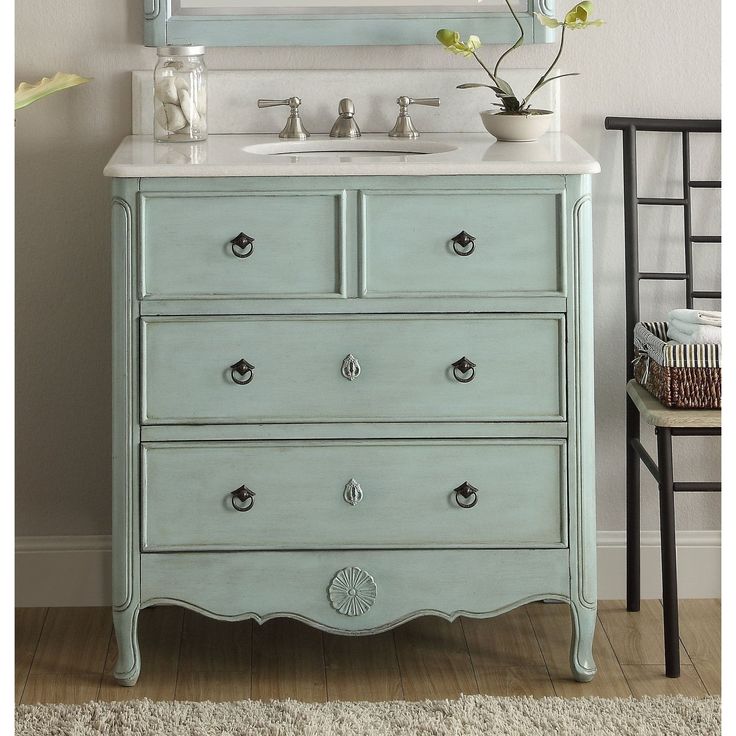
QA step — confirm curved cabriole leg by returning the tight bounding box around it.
[113,606,141,686]
[569,601,597,682]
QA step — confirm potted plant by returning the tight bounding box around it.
[437,1,602,142]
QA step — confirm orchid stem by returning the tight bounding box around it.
[471,51,500,87]
[523,24,566,107]
[494,0,525,78]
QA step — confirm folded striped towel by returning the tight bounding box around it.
[667,308,721,327]
[667,323,721,345]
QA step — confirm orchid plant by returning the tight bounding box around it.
[437,1,602,115]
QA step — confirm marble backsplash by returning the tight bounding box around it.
[133,68,560,135]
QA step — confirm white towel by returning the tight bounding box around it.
[667,324,721,345]
[670,317,722,336]
[667,308,721,327]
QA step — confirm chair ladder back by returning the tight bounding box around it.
[604,117,721,380]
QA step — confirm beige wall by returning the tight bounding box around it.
[16,0,720,537]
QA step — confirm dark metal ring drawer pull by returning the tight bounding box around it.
[230,232,255,258]
[230,485,256,512]
[453,481,479,509]
[452,356,476,383]
[230,358,255,385]
[451,230,476,256]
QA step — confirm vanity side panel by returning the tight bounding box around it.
[565,174,597,609]
[111,178,141,615]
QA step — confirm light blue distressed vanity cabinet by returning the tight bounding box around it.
[107,136,599,685]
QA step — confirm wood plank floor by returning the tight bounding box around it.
[15,600,720,705]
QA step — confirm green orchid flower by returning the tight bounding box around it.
[535,1,604,30]
[436,29,482,57]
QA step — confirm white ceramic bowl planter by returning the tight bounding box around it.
[480,110,554,142]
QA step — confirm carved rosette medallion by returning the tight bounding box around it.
[328,567,377,616]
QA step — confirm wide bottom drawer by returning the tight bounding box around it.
[141,439,567,551]
[140,549,571,634]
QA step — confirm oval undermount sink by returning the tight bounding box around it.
[243,138,457,158]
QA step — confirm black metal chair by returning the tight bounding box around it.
[604,117,722,678]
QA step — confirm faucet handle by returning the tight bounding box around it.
[257,96,310,140]
[388,96,440,139]
[257,96,302,109]
[401,97,441,108]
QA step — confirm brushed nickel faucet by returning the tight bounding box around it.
[329,98,361,139]
[388,96,440,139]
[257,96,310,140]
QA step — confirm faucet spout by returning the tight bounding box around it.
[330,98,362,139]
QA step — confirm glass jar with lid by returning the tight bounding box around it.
[154,46,207,142]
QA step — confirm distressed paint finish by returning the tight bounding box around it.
[144,1,556,48]
[140,439,567,551]
[565,174,598,682]
[140,549,572,633]
[140,314,566,424]
[360,189,564,298]
[111,179,142,686]
[111,171,596,685]
[139,190,348,300]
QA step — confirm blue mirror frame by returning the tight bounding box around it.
[144,1,557,47]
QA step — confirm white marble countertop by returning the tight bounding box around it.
[103,133,600,178]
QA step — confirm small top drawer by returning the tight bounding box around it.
[139,191,346,299]
[361,189,563,297]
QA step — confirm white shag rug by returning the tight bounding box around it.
[15,694,720,736]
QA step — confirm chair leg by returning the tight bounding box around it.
[656,427,680,678]
[626,396,641,612]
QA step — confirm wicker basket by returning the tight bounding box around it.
[633,322,721,409]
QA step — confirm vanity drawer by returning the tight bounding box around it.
[361,189,563,297]
[139,191,346,299]
[141,314,565,423]
[141,440,567,551]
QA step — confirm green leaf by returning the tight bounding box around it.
[535,72,580,87]
[15,72,91,110]
[457,83,495,89]
[494,76,515,96]
[501,96,521,111]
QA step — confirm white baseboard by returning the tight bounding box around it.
[596,530,721,600]
[15,535,112,607]
[15,531,721,607]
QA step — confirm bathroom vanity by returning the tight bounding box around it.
[105,131,600,685]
